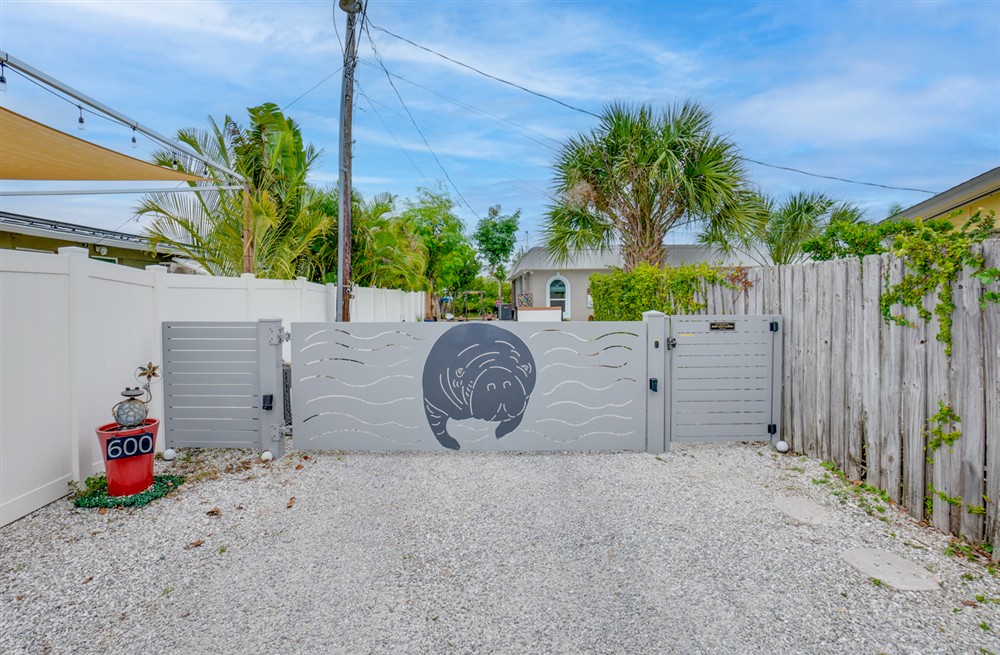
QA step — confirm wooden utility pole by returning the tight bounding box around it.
[336,0,362,321]
[242,182,253,274]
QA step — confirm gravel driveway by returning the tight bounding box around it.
[3,442,999,655]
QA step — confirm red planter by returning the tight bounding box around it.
[95,419,160,497]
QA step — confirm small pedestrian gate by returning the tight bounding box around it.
[162,314,781,455]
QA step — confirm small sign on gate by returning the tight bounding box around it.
[709,321,736,331]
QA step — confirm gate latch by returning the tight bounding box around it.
[649,378,658,392]
[666,337,677,350]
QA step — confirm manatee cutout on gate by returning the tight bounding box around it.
[422,323,536,450]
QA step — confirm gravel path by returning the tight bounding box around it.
[3,442,1000,655]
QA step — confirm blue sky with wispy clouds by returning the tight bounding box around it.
[1,0,997,249]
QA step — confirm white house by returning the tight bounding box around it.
[508,244,748,321]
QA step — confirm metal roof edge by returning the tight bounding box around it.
[888,166,1000,222]
[0,210,182,255]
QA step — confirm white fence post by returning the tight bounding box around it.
[59,246,90,482]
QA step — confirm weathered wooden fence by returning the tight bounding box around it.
[693,240,1000,551]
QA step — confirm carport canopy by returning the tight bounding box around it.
[0,106,206,182]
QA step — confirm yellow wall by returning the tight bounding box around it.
[0,231,170,269]
[940,191,1000,227]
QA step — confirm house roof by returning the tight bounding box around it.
[889,165,1000,222]
[508,244,744,279]
[0,106,206,182]
[0,210,181,254]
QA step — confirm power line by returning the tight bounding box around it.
[358,91,558,205]
[356,81,430,185]
[362,24,481,219]
[741,158,938,194]
[370,23,600,120]
[369,25,940,196]
[357,59,561,152]
[281,65,344,111]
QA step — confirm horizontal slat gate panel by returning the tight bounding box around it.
[168,418,260,430]
[673,411,769,424]
[163,325,259,339]
[166,384,259,395]
[165,396,258,407]
[165,350,259,363]
[160,338,258,350]
[670,314,779,443]
[673,343,772,357]
[675,352,771,365]
[163,407,259,419]
[673,389,770,402]
[165,361,259,374]
[292,322,647,452]
[163,321,263,450]
[672,399,770,412]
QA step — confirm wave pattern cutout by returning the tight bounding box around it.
[304,394,414,406]
[302,328,425,343]
[541,378,637,396]
[300,357,412,368]
[333,341,411,352]
[543,345,633,356]
[307,428,424,446]
[529,329,639,342]
[545,399,633,410]
[302,412,418,429]
[539,362,626,372]
[536,414,631,427]
[520,428,637,444]
[298,374,413,388]
[333,329,425,341]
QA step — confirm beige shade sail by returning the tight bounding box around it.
[0,106,207,182]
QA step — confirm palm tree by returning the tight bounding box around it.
[544,101,759,271]
[700,191,865,266]
[139,104,329,279]
[313,190,428,291]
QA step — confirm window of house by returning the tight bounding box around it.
[547,276,569,319]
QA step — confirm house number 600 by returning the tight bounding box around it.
[106,433,155,461]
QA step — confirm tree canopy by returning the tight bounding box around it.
[700,191,865,266]
[139,103,327,279]
[473,204,520,300]
[543,101,759,271]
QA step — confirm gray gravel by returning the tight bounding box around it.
[3,442,1000,655]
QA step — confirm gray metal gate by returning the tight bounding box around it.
[668,314,782,444]
[290,321,651,452]
[162,319,286,457]
[161,314,782,456]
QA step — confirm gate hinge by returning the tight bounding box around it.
[666,337,678,350]
[267,326,291,345]
[767,424,777,435]
[270,425,282,442]
[769,321,779,332]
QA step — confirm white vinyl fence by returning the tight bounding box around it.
[0,247,425,525]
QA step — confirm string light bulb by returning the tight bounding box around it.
[77,106,85,131]
[0,63,7,93]
[131,127,138,148]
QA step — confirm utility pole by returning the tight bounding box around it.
[336,0,362,322]
[242,182,253,274]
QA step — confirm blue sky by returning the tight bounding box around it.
[1,0,998,250]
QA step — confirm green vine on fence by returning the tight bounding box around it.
[879,210,998,356]
[925,400,962,462]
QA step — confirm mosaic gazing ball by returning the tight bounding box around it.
[114,397,148,428]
